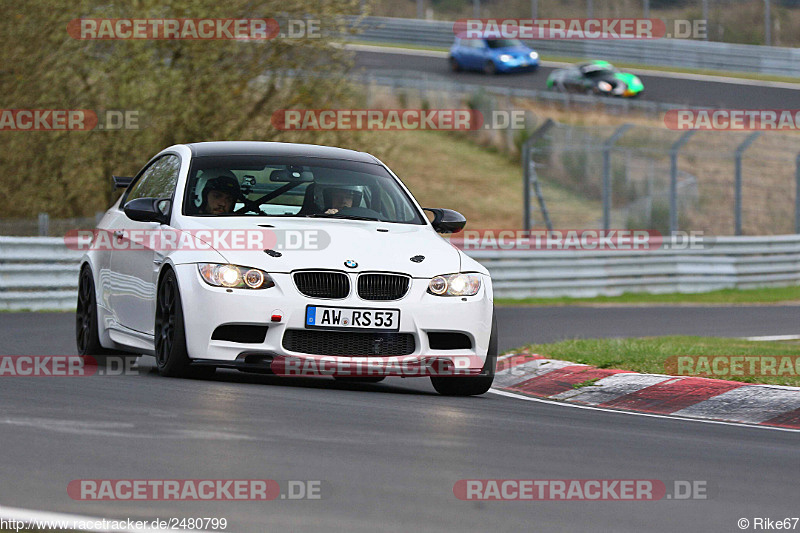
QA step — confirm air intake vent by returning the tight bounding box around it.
[293,271,350,299]
[282,330,415,356]
[357,273,410,301]
[427,332,472,350]
[211,325,268,344]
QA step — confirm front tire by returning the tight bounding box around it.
[154,269,193,377]
[483,60,497,75]
[431,315,497,396]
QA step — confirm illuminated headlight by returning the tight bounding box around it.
[499,54,512,62]
[198,264,274,290]
[428,273,482,296]
[597,81,613,92]
[529,51,539,59]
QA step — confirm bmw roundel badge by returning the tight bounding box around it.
[344,260,358,269]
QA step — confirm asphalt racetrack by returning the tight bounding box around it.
[1,308,797,532]
[352,47,800,109]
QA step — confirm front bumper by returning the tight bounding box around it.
[496,58,539,73]
[176,264,494,374]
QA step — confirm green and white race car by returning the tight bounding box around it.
[546,60,644,97]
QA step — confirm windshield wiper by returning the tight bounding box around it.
[304,213,382,221]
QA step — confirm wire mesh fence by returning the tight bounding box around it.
[524,121,800,235]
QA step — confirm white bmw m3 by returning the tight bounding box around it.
[76,142,496,395]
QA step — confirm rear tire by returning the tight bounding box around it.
[449,56,462,72]
[154,269,193,378]
[76,266,127,365]
[430,314,497,396]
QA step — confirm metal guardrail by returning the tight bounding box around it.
[467,235,800,298]
[2,235,800,310]
[349,16,800,77]
[0,237,83,311]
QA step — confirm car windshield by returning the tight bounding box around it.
[183,155,426,224]
[486,38,524,49]
[581,64,618,77]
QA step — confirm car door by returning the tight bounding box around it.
[108,154,181,334]
[469,39,490,69]
[566,69,585,92]
[457,39,482,70]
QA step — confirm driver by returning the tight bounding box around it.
[200,175,241,215]
[324,187,356,215]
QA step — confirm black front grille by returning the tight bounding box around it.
[358,273,410,300]
[283,330,415,356]
[293,271,350,299]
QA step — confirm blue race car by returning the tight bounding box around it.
[449,37,539,75]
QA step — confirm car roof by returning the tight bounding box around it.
[579,60,614,69]
[185,141,380,164]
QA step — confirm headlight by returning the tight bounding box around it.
[597,81,613,92]
[498,54,512,62]
[529,51,539,59]
[198,264,274,290]
[428,273,482,297]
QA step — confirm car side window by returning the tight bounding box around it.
[126,155,181,203]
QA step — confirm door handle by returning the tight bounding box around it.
[113,230,124,239]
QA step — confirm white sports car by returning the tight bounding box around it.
[76,141,496,395]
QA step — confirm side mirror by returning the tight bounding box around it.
[124,198,171,225]
[424,208,467,234]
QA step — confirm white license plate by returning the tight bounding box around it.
[305,306,400,331]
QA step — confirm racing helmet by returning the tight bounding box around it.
[322,185,363,210]
[197,169,241,212]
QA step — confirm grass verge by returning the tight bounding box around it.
[376,129,601,229]
[509,335,800,387]
[495,286,800,307]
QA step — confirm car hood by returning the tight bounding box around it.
[490,46,533,58]
[172,218,464,277]
[612,72,643,91]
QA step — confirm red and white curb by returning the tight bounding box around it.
[493,353,800,430]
